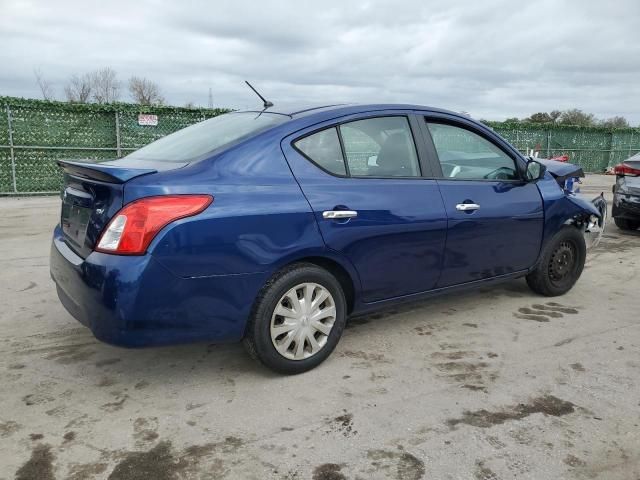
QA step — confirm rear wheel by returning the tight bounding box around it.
[614,217,639,231]
[526,227,586,297]
[243,263,347,374]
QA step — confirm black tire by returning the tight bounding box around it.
[526,226,586,297]
[243,263,347,374]
[614,217,639,231]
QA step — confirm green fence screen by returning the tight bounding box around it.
[489,122,640,173]
[0,97,228,194]
[1,96,639,194]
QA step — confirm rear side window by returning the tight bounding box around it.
[427,122,519,180]
[341,117,420,177]
[123,112,285,163]
[294,116,421,178]
[294,127,346,175]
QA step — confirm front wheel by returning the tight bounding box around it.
[243,263,347,374]
[526,226,586,297]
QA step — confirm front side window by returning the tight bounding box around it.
[294,127,346,175]
[341,117,420,177]
[427,122,519,180]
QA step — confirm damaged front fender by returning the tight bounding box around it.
[566,193,607,249]
[534,157,606,249]
[536,173,607,252]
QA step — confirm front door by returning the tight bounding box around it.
[422,119,544,287]
[282,113,448,303]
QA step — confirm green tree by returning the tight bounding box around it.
[527,112,554,123]
[558,109,596,127]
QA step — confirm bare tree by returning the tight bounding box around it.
[64,74,92,103]
[91,67,120,103]
[34,68,55,100]
[128,76,165,105]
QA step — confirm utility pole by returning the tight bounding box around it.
[208,88,213,109]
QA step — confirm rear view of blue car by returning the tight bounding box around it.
[50,104,605,373]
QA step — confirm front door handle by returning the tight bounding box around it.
[455,203,480,211]
[323,210,358,219]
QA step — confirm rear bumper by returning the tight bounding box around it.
[50,225,268,347]
[612,192,640,220]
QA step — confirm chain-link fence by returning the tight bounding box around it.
[1,96,639,194]
[0,97,228,194]
[488,122,640,173]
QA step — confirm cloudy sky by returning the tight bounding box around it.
[1,0,639,122]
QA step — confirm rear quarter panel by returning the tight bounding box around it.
[123,126,345,279]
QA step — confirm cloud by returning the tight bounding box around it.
[1,0,638,122]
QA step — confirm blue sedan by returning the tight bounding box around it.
[50,104,605,373]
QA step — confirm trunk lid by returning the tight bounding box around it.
[622,152,640,172]
[57,159,161,258]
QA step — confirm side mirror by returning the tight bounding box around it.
[526,159,546,181]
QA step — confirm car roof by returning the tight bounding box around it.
[238,103,460,119]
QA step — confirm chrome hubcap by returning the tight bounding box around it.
[270,282,336,360]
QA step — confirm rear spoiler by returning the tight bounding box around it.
[57,159,157,184]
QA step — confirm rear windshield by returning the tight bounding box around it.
[123,112,286,163]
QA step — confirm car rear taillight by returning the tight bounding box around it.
[613,163,640,176]
[95,195,213,255]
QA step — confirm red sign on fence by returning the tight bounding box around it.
[137,114,158,126]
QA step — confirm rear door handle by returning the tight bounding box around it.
[323,210,358,219]
[455,203,480,211]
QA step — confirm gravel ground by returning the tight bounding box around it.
[0,174,638,480]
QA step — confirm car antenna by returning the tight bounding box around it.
[245,81,274,109]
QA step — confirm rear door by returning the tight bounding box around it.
[282,112,447,303]
[419,116,544,287]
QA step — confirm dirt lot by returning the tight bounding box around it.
[1,174,639,480]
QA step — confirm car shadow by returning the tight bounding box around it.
[614,227,640,237]
[47,279,531,383]
[346,278,531,330]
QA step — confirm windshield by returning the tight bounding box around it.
[123,112,286,163]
